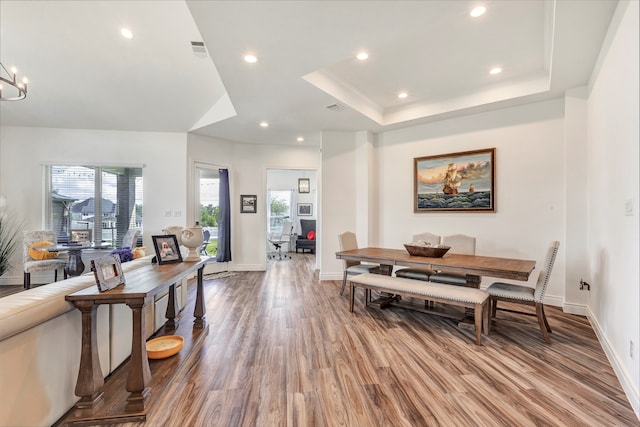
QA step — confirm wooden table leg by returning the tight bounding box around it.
[165,283,178,330]
[74,300,104,408]
[194,266,206,328]
[125,298,151,412]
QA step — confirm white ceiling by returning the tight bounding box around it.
[0,1,617,146]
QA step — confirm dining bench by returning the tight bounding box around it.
[348,273,490,345]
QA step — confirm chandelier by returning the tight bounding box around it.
[0,62,28,101]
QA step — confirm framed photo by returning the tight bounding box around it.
[414,148,495,213]
[297,203,312,216]
[92,254,125,292]
[241,194,257,213]
[152,234,183,264]
[298,178,310,193]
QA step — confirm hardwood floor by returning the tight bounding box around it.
[75,254,638,426]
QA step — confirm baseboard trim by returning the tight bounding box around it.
[587,307,640,420]
[319,272,342,281]
[232,264,265,272]
[562,302,589,316]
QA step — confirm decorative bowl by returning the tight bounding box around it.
[146,335,184,359]
[403,244,451,258]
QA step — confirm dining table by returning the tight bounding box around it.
[336,247,536,320]
[336,247,536,287]
[35,241,112,276]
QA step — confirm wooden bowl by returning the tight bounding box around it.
[403,244,450,258]
[146,335,184,359]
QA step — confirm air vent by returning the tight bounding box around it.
[326,103,345,112]
[191,41,208,56]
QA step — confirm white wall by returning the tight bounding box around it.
[320,131,360,279]
[377,99,565,272]
[585,0,639,416]
[0,126,187,285]
[187,134,321,271]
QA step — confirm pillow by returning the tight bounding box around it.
[132,246,146,259]
[306,231,316,240]
[29,241,59,260]
[110,247,133,263]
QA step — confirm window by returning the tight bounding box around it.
[46,165,143,247]
[268,190,293,235]
[197,166,219,256]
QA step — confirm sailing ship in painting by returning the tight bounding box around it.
[442,163,462,195]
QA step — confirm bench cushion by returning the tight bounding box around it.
[350,273,488,305]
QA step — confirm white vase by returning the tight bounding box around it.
[162,226,184,246]
[181,226,203,261]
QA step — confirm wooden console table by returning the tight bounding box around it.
[62,257,210,425]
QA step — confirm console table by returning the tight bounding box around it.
[62,257,210,425]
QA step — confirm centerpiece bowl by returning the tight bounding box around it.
[403,243,450,257]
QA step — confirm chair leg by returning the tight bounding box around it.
[54,269,58,282]
[491,296,498,318]
[340,271,348,295]
[483,300,490,334]
[349,282,355,312]
[540,303,552,332]
[535,303,552,344]
[24,272,30,290]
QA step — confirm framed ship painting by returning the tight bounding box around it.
[414,148,495,213]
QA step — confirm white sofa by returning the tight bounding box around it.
[0,255,189,427]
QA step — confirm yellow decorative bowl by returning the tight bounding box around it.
[146,335,184,359]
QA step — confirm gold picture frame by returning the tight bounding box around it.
[414,148,495,212]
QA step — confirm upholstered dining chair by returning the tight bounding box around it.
[428,234,476,286]
[121,229,140,249]
[486,241,560,343]
[338,231,379,295]
[22,230,68,289]
[395,232,441,281]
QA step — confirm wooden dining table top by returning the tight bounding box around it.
[336,247,536,281]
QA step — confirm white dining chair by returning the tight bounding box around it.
[486,241,560,343]
[428,234,476,286]
[338,231,379,295]
[395,232,441,281]
[22,230,68,289]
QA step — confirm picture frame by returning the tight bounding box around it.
[414,148,495,213]
[298,178,310,193]
[151,234,183,264]
[70,229,92,243]
[240,194,257,213]
[92,254,126,292]
[297,203,312,216]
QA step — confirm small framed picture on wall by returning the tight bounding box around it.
[241,194,257,213]
[297,203,312,216]
[298,178,310,193]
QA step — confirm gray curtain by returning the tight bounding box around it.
[216,168,232,262]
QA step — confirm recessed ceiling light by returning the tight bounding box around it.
[120,28,133,39]
[244,54,258,63]
[489,67,502,75]
[398,92,408,99]
[259,121,269,128]
[356,52,369,61]
[470,6,486,17]
[297,137,304,142]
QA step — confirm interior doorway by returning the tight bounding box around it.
[266,169,317,265]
